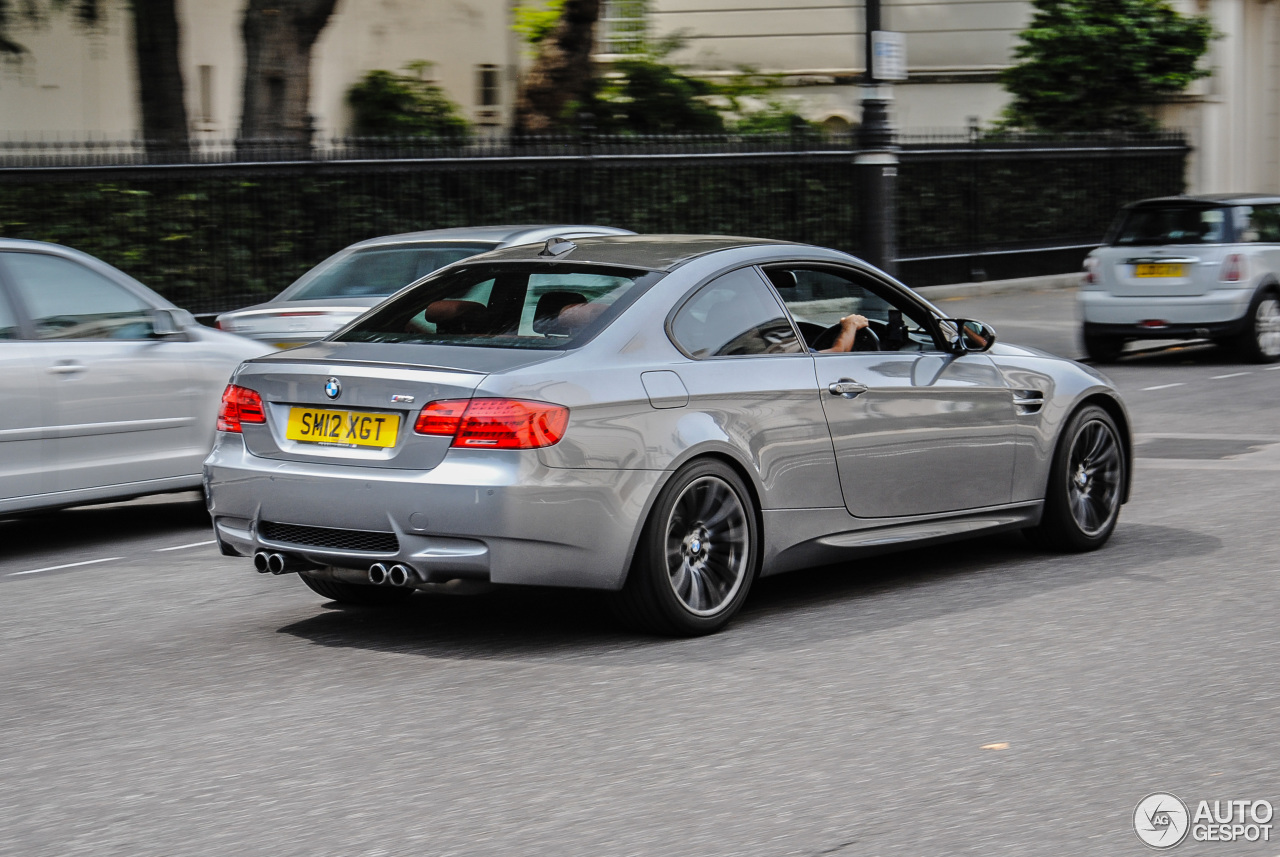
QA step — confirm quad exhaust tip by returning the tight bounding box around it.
[253,551,271,573]
[254,550,314,575]
[368,562,418,587]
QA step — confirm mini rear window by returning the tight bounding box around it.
[1109,205,1231,246]
[334,263,662,349]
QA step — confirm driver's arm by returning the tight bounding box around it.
[820,313,869,352]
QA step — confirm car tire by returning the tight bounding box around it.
[615,459,760,637]
[1082,331,1124,364]
[299,571,414,606]
[1026,404,1126,552]
[1235,287,1280,364]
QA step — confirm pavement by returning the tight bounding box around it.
[3,284,1279,857]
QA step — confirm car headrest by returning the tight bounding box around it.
[533,291,588,335]
[423,300,487,333]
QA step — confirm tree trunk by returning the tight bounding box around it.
[132,0,189,159]
[239,0,340,156]
[514,0,600,134]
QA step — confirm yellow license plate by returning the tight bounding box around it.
[1134,263,1187,278]
[286,408,401,448]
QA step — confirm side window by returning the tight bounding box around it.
[0,290,17,339]
[670,267,802,358]
[3,253,153,341]
[1238,205,1280,243]
[764,265,941,353]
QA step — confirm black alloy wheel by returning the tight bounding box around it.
[1027,404,1126,552]
[616,459,760,636]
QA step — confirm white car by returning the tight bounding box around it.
[0,240,272,514]
[1080,194,1280,363]
[216,225,634,348]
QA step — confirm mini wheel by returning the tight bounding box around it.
[1027,404,1126,552]
[1082,331,1124,363]
[1236,288,1280,364]
[617,459,760,636]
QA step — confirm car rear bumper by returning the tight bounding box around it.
[202,434,660,590]
[1079,287,1253,329]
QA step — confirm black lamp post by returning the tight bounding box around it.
[857,0,898,276]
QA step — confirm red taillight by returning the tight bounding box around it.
[217,384,266,433]
[414,398,569,449]
[413,399,468,436]
[1220,253,1245,282]
[1083,256,1099,286]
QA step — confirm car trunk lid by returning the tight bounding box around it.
[230,345,564,470]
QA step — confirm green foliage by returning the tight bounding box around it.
[346,63,470,138]
[1001,0,1214,132]
[591,38,814,135]
[513,0,563,45]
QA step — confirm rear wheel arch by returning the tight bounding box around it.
[617,447,767,590]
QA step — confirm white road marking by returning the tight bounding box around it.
[1266,365,1280,370]
[1142,383,1185,391]
[154,540,216,552]
[8,556,123,577]
[1211,372,1250,379]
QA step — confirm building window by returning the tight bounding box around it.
[599,0,647,55]
[476,64,501,107]
[198,65,214,125]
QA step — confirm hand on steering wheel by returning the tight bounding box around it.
[812,315,880,352]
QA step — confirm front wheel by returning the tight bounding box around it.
[616,459,760,636]
[1236,288,1280,364]
[1026,405,1126,552]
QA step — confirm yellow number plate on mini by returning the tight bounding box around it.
[286,408,401,448]
[1134,263,1187,278]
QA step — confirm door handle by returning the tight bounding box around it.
[48,362,87,376]
[828,378,868,398]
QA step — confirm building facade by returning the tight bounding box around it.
[0,0,1274,193]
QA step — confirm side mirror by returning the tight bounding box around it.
[944,318,997,354]
[149,307,184,338]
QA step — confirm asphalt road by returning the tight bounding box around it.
[3,286,1279,856]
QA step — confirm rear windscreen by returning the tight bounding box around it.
[1109,205,1231,246]
[334,263,662,349]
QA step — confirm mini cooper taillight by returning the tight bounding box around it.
[414,398,569,449]
[1220,253,1246,283]
[217,384,266,433]
[1082,256,1099,286]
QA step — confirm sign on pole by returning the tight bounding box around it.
[871,31,907,81]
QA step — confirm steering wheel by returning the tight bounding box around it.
[811,321,881,352]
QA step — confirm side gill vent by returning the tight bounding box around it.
[1013,390,1045,415]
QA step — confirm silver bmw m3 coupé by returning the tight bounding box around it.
[203,236,1132,635]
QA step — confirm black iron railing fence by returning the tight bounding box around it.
[0,131,1188,314]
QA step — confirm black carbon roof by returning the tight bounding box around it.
[471,234,796,271]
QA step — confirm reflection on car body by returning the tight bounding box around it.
[205,235,1133,636]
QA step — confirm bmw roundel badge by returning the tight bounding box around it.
[324,377,341,399]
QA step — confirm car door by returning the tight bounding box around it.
[666,266,845,511]
[0,250,197,494]
[0,281,47,504]
[764,264,1017,519]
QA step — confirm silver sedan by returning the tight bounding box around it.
[0,240,272,514]
[204,236,1132,635]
